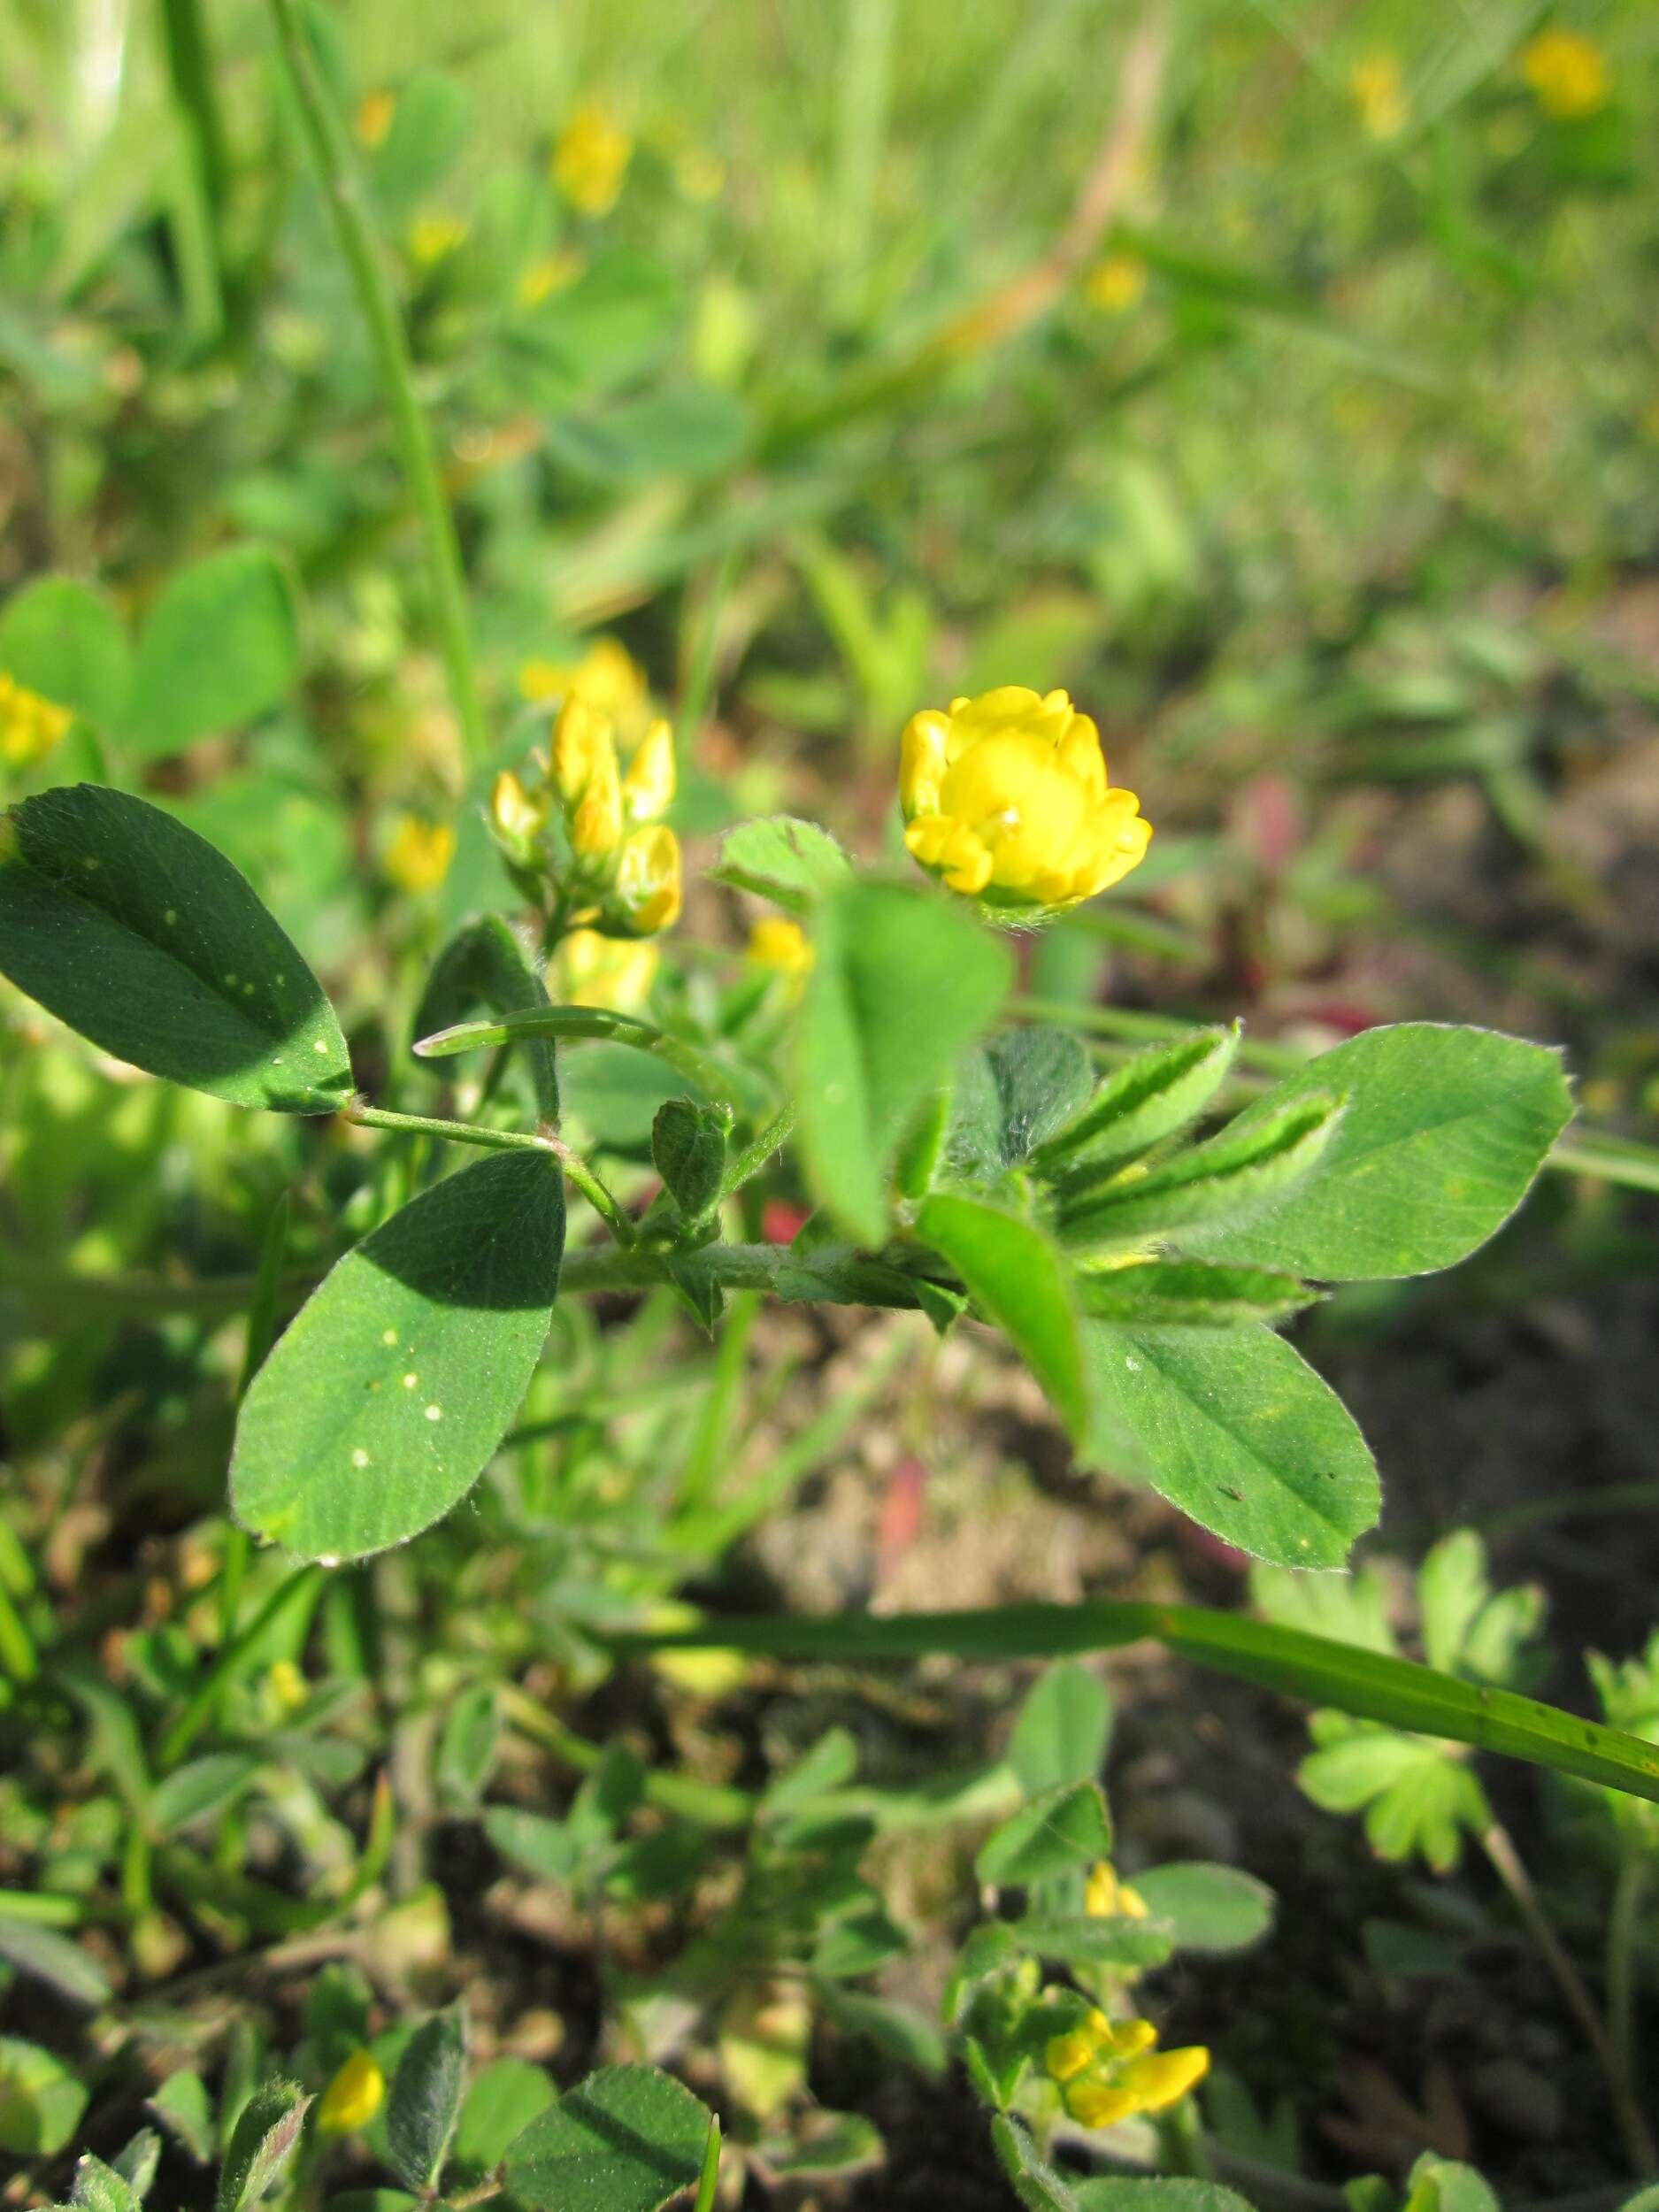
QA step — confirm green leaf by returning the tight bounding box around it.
[112,2129,162,2203]
[1007,1914,1176,1970]
[0,786,351,1111]
[1417,1531,1502,1679]
[215,2080,311,2212]
[450,2059,557,2178]
[1074,2181,1256,2212]
[149,1751,263,1837]
[946,1026,1094,1183]
[0,1912,111,2008]
[652,1099,726,1219]
[1077,1259,1317,1327]
[797,882,1011,1244]
[754,2111,883,2178]
[1035,1025,1240,1173]
[1182,1024,1574,1279]
[1083,1321,1379,1568]
[503,2064,714,2212]
[990,2115,1082,2212]
[917,1192,1088,1444]
[0,578,131,731]
[231,1152,565,1561]
[761,1726,860,1817]
[387,2005,466,2195]
[366,69,471,221]
[710,815,853,913]
[148,2072,215,2163]
[124,548,298,760]
[65,2155,139,2212]
[0,2038,88,2155]
[974,1781,1110,1886]
[435,1686,499,1810]
[1402,2155,1502,2212]
[1060,1094,1342,1248]
[812,1985,948,2079]
[1007,1663,1112,1799]
[1300,1720,1488,1873]
[483,1807,580,1883]
[412,916,558,1120]
[1129,1862,1274,1952]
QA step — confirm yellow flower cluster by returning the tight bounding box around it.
[900,687,1151,914]
[552,693,680,936]
[1084,1858,1148,1921]
[552,104,632,215]
[1045,2007,1209,2131]
[383,815,456,895]
[1350,53,1408,140]
[1521,29,1608,119]
[316,2048,385,2134]
[0,672,72,766]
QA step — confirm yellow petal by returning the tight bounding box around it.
[317,2049,385,2135]
[623,717,676,821]
[570,733,624,859]
[1064,2079,1139,2130]
[615,824,681,934]
[1118,2045,1210,2113]
[899,710,950,818]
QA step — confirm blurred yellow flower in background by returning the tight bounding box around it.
[900,687,1151,913]
[552,104,632,215]
[747,916,814,975]
[1084,253,1146,314]
[554,927,659,1013]
[384,815,456,893]
[549,692,681,935]
[517,251,584,309]
[520,637,650,744]
[1522,28,1608,118]
[0,673,72,766]
[356,89,395,149]
[317,2049,385,2134]
[1350,53,1408,140]
[1084,1859,1149,1920]
[408,214,466,265]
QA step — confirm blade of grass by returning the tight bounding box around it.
[618,1599,1659,1807]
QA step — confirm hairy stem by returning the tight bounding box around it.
[343,1100,554,1155]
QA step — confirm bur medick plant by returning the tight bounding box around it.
[7,7,1659,2208]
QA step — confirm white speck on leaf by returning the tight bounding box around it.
[351,1448,369,1469]
[425,1404,442,1422]
[402,1373,418,1389]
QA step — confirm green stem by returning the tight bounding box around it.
[344,1100,554,1155]
[263,0,487,762]
[1481,1819,1657,2175]
[1607,1846,1653,2172]
[0,1892,83,1927]
[547,1136,637,1246]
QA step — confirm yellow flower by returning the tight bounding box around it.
[265,1660,307,1716]
[1084,1860,1149,1920]
[0,672,73,765]
[552,104,632,216]
[384,816,455,894]
[1084,254,1146,314]
[614,824,682,936]
[408,214,466,266]
[1350,53,1408,140]
[1521,28,1608,119]
[623,717,676,823]
[1118,2044,1210,2112]
[490,768,547,848]
[517,252,584,309]
[1044,2031,1096,2085]
[554,927,659,1014]
[1064,2079,1139,2129]
[356,89,395,149]
[521,638,650,744]
[569,729,625,862]
[900,687,1151,914]
[748,916,814,975]
[317,2049,385,2135]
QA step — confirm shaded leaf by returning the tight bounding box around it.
[124,548,297,761]
[918,1192,1088,1443]
[503,2064,714,2212]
